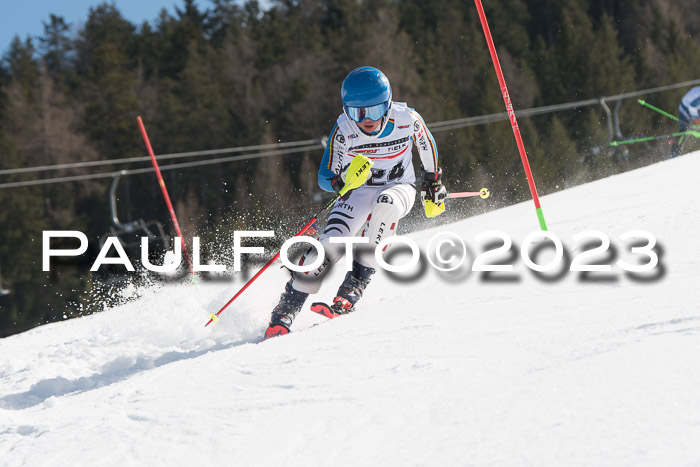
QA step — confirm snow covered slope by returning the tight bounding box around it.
[1,153,699,466]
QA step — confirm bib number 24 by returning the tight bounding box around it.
[367,161,405,186]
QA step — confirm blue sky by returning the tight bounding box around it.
[0,0,214,56]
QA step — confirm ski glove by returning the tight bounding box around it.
[422,168,447,204]
[421,168,447,218]
[330,173,346,194]
[330,163,353,200]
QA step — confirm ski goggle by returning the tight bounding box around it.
[344,101,391,123]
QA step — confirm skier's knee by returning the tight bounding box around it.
[376,193,394,205]
[371,195,400,223]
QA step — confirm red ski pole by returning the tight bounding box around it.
[447,188,490,199]
[137,116,194,275]
[205,154,373,327]
[473,0,548,231]
[204,213,323,327]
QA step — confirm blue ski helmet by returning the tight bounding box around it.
[341,67,392,123]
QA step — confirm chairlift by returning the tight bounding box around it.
[99,171,170,261]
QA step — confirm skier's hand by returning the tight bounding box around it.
[330,163,353,200]
[422,168,446,218]
[422,168,447,205]
[330,173,345,194]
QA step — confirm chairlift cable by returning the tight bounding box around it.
[2,78,700,189]
[0,139,320,176]
[0,144,322,189]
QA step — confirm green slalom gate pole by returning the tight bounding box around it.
[637,100,679,122]
[474,0,548,231]
[622,99,700,153]
[610,130,700,147]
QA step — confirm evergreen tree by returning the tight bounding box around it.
[39,15,73,83]
[75,4,140,160]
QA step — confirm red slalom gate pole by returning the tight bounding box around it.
[473,0,548,231]
[137,116,194,275]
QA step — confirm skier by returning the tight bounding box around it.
[670,86,700,158]
[265,66,446,338]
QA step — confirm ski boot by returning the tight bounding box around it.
[265,281,309,338]
[330,261,375,315]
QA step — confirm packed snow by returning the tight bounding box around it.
[1,152,699,466]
